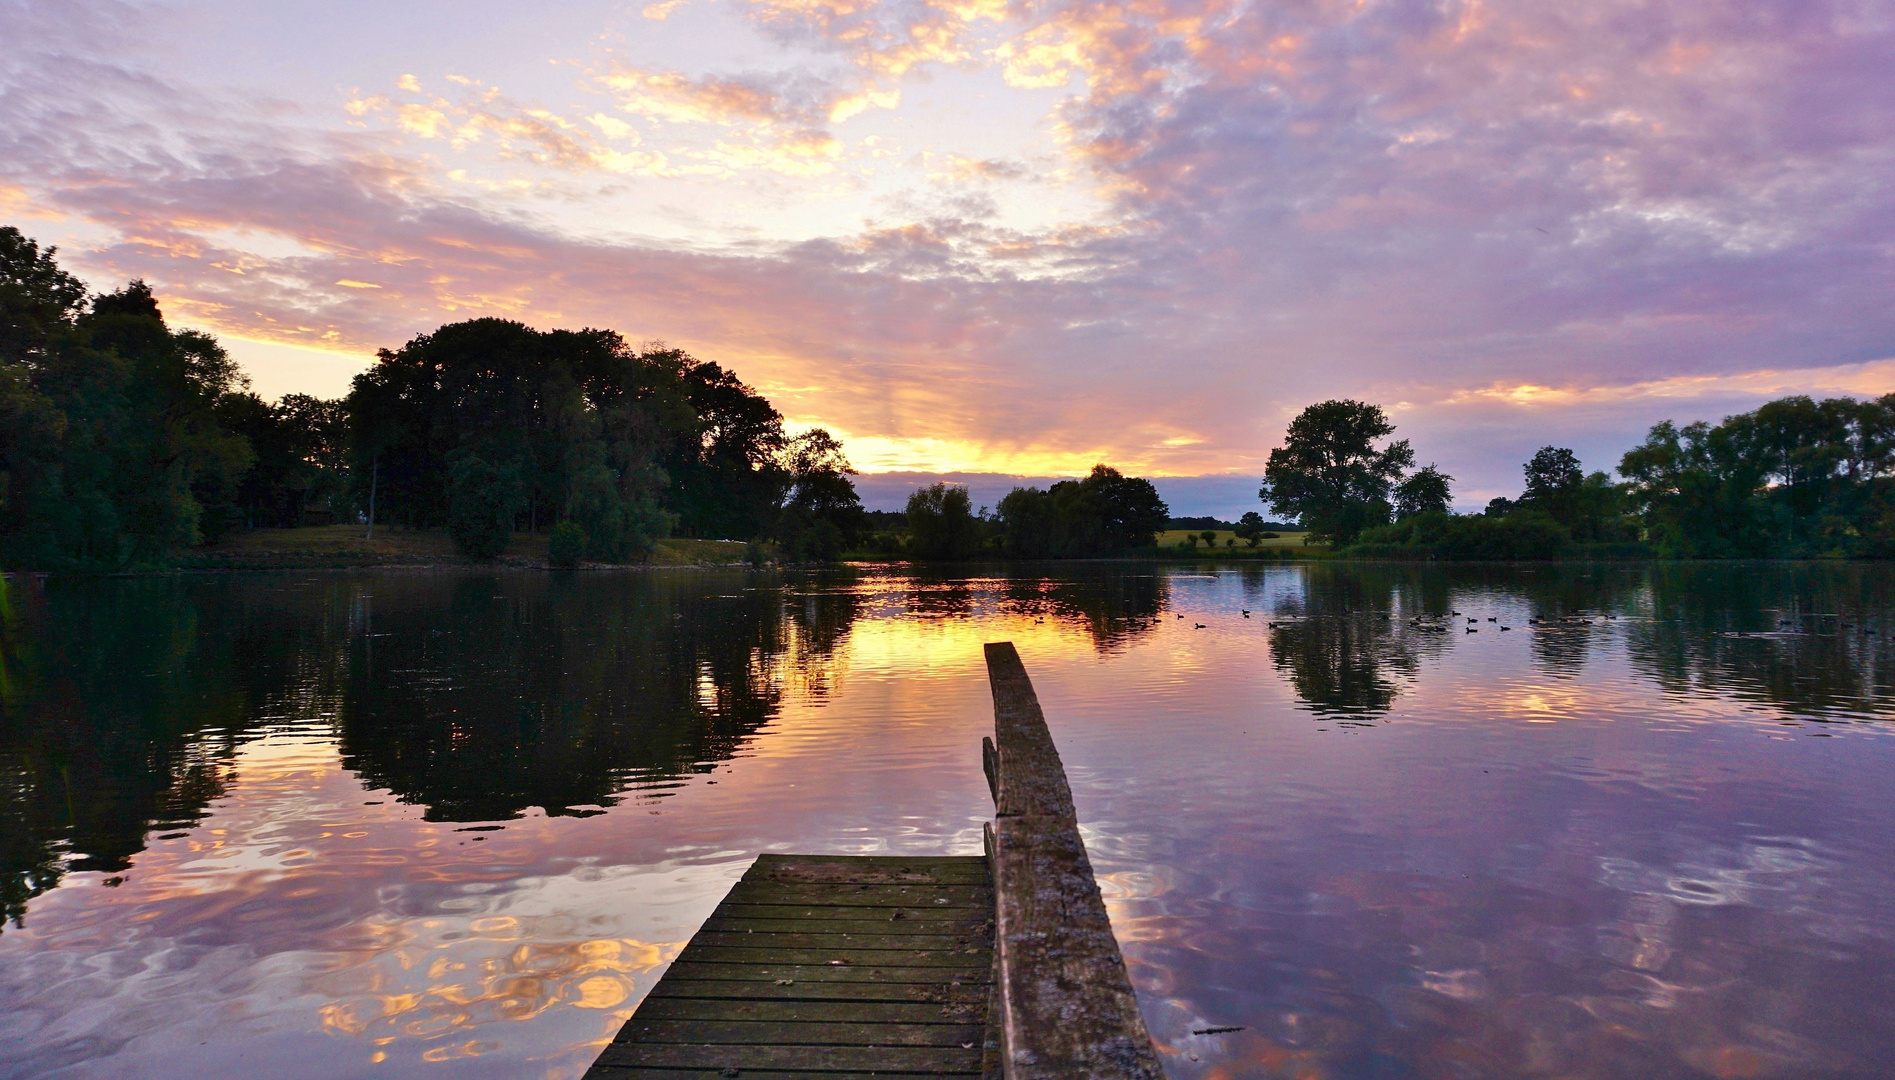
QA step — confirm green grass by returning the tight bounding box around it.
[182,525,753,568]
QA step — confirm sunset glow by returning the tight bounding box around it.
[7,0,1891,502]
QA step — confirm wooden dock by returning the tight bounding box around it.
[585,853,994,1077]
[583,642,1162,1079]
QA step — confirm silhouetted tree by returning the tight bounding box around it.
[1234,510,1268,547]
[906,482,981,560]
[1260,400,1414,546]
[994,465,1168,558]
[1394,464,1453,519]
[776,428,863,562]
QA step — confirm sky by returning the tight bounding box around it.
[4,0,1893,513]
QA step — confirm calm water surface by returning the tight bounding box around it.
[3,563,1894,1079]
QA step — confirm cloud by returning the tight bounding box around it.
[4,0,1892,489]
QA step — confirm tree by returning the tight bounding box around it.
[1520,446,1583,527]
[1234,511,1267,547]
[993,465,1168,558]
[1,227,87,369]
[1394,465,1453,519]
[343,320,684,559]
[906,483,981,560]
[776,428,864,561]
[1260,400,1413,546]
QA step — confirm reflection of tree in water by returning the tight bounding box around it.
[1268,565,1428,719]
[998,567,1169,650]
[0,569,864,928]
[780,569,865,701]
[1627,562,1895,721]
[899,572,978,620]
[333,570,860,821]
[1,578,250,930]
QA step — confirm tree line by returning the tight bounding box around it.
[1261,396,1895,558]
[0,226,864,568]
[888,465,1171,560]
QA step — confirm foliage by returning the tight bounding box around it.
[1394,465,1453,519]
[1346,511,1572,560]
[1261,400,1414,546]
[0,227,825,567]
[775,428,864,562]
[548,520,586,567]
[0,237,254,567]
[906,482,982,560]
[994,465,1168,558]
[1234,511,1267,547]
[344,319,711,559]
[217,392,350,527]
[1619,396,1895,557]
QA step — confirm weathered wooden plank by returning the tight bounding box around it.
[591,1042,984,1073]
[750,854,991,883]
[983,641,1163,1080]
[587,1061,977,1068]
[690,930,985,951]
[631,997,985,1025]
[702,915,988,936]
[657,961,991,984]
[643,979,988,1004]
[711,904,989,926]
[615,1018,985,1047]
[724,881,989,908]
[672,944,990,968]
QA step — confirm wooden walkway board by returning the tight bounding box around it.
[585,853,995,1079]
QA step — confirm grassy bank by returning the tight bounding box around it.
[175,524,754,570]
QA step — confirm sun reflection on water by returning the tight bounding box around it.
[1,564,1893,1077]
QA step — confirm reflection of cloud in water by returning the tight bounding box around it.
[315,932,672,1059]
[1596,836,1833,911]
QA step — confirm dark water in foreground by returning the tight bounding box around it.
[3,563,1894,1079]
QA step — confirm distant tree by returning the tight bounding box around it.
[1234,510,1267,547]
[1394,465,1453,519]
[1520,446,1583,525]
[776,428,864,561]
[1260,400,1414,546]
[218,392,349,527]
[1484,496,1515,517]
[993,465,1167,558]
[344,319,683,559]
[906,482,981,560]
[1199,529,1216,546]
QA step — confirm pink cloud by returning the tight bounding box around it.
[3,0,1892,495]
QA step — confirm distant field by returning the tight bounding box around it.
[189,525,752,567]
[1156,529,1317,550]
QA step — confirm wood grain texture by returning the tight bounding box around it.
[582,853,994,1078]
[983,641,1164,1080]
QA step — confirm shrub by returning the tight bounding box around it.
[1345,511,1571,560]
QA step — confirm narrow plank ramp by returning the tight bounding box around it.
[585,853,994,1079]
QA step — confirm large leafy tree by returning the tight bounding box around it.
[994,465,1168,558]
[906,482,981,560]
[776,428,864,561]
[1621,395,1895,557]
[345,319,687,559]
[1260,400,1414,546]
[1393,464,1453,519]
[1,237,253,566]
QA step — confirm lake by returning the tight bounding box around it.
[3,562,1893,1079]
